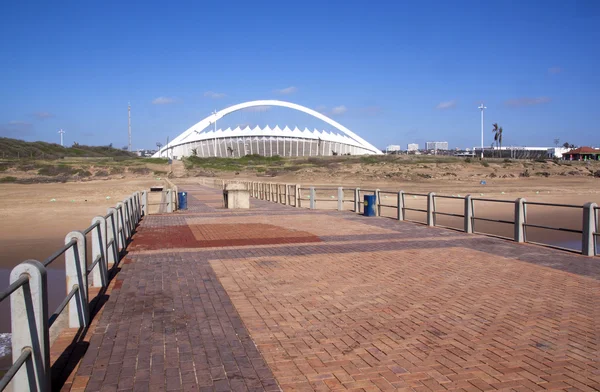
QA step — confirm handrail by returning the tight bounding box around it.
[48,285,79,327]
[0,275,29,302]
[1,188,146,392]
[0,348,32,391]
[82,220,101,235]
[524,201,582,209]
[523,222,582,234]
[404,207,427,213]
[434,211,464,218]
[43,238,77,267]
[87,254,103,274]
[472,216,514,225]
[403,192,428,197]
[433,194,464,200]
[223,178,599,257]
[471,197,515,204]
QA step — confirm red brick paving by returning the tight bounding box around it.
[57,184,600,391]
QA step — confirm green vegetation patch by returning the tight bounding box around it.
[0,176,17,183]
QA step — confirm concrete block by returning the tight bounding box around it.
[224,183,250,209]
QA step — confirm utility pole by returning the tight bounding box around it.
[128,102,132,152]
[478,103,486,159]
[212,110,218,157]
[58,129,65,146]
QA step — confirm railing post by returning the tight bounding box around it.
[166,189,173,213]
[10,259,50,392]
[141,190,148,216]
[65,231,89,328]
[116,203,126,250]
[123,198,132,239]
[427,192,435,226]
[173,186,178,211]
[106,208,118,268]
[310,187,316,209]
[397,191,404,221]
[582,202,597,256]
[375,189,381,216]
[354,188,360,213]
[295,184,300,207]
[515,198,526,243]
[337,187,344,211]
[285,184,290,205]
[464,195,473,233]
[91,216,108,288]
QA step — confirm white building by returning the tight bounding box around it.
[407,143,419,151]
[547,147,570,159]
[386,145,401,153]
[154,100,382,158]
[426,141,449,151]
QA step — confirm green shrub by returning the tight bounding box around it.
[110,167,124,174]
[142,158,169,164]
[130,167,151,175]
[0,176,17,183]
[464,157,472,163]
[37,165,76,176]
[480,161,489,167]
[95,170,109,177]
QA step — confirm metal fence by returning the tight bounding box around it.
[0,191,147,392]
[210,179,599,257]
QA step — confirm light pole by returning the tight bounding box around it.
[58,129,65,146]
[478,103,486,159]
[212,110,218,157]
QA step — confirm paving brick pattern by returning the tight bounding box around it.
[64,184,600,391]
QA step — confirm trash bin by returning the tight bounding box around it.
[177,192,188,210]
[364,194,376,217]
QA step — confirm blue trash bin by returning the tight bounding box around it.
[364,194,376,216]
[177,192,188,210]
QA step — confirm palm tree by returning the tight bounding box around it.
[498,126,503,158]
[492,123,499,157]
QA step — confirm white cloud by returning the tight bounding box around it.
[33,111,54,120]
[204,91,226,99]
[504,96,552,107]
[548,66,562,75]
[331,105,347,115]
[273,86,297,95]
[435,100,457,110]
[152,96,177,105]
[242,105,272,112]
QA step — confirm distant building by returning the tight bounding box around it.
[547,147,569,159]
[407,143,419,152]
[426,141,449,151]
[386,145,401,153]
[562,146,600,161]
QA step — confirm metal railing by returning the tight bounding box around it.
[211,179,599,257]
[0,190,146,392]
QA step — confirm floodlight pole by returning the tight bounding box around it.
[212,110,217,157]
[58,129,65,146]
[478,103,486,159]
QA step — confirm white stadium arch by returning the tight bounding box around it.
[153,100,382,158]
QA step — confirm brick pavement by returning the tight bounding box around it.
[63,184,600,391]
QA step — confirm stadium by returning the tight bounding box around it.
[153,100,382,158]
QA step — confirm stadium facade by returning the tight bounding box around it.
[153,100,382,158]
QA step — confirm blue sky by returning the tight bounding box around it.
[1,0,599,150]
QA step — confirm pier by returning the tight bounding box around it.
[3,183,600,391]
